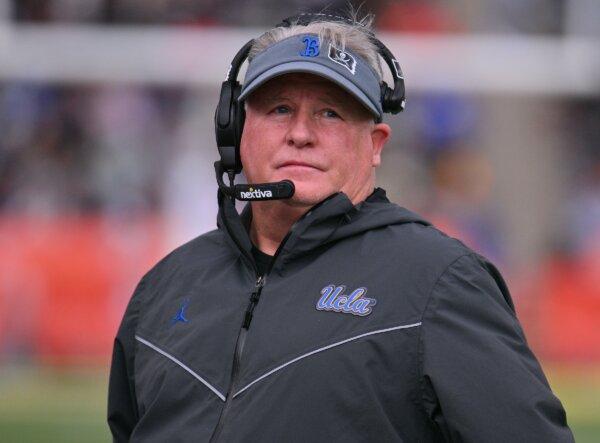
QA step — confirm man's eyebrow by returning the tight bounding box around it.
[257,93,289,105]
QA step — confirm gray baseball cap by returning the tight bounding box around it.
[238,34,383,120]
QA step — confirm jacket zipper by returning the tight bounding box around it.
[209,275,266,442]
[210,213,310,441]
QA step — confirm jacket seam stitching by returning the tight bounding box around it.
[416,251,472,417]
[134,334,227,402]
[237,317,421,387]
[129,277,147,423]
[233,321,422,398]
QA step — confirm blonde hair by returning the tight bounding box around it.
[249,14,383,80]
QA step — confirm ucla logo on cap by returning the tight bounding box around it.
[300,35,320,57]
[328,44,356,74]
[316,284,377,317]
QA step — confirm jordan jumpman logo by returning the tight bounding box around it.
[171,299,190,325]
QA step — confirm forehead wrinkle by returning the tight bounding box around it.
[316,94,344,107]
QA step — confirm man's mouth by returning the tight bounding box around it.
[278,161,322,170]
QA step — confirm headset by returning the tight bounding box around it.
[214,13,406,200]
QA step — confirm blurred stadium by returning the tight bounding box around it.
[0,0,599,441]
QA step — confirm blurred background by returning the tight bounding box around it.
[0,0,599,441]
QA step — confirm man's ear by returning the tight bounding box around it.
[371,123,391,167]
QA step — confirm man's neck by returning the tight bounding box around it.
[248,185,376,256]
[249,201,308,256]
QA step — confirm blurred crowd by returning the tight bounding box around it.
[9,0,599,36]
[0,84,182,215]
[0,0,599,364]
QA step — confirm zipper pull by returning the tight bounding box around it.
[255,275,266,288]
[243,275,266,329]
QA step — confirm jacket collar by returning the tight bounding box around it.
[217,187,429,275]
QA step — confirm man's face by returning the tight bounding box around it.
[240,73,391,207]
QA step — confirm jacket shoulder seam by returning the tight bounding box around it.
[416,251,472,416]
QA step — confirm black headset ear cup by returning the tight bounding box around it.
[380,82,394,114]
[215,81,244,174]
[232,84,245,158]
[214,38,254,174]
[382,82,404,114]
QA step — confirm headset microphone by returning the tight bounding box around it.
[215,161,295,202]
[234,182,295,201]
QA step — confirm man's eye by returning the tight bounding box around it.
[273,105,290,114]
[323,109,340,119]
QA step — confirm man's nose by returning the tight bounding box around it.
[285,111,315,148]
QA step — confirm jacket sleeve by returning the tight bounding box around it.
[107,277,146,442]
[420,253,574,443]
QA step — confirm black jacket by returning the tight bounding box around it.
[108,188,573,442]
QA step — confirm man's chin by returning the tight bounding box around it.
[253,176,338,207]
[284,186,337,208]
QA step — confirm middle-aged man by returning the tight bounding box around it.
[108,13,574,442]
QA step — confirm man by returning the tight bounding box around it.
[108,13,574,442]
